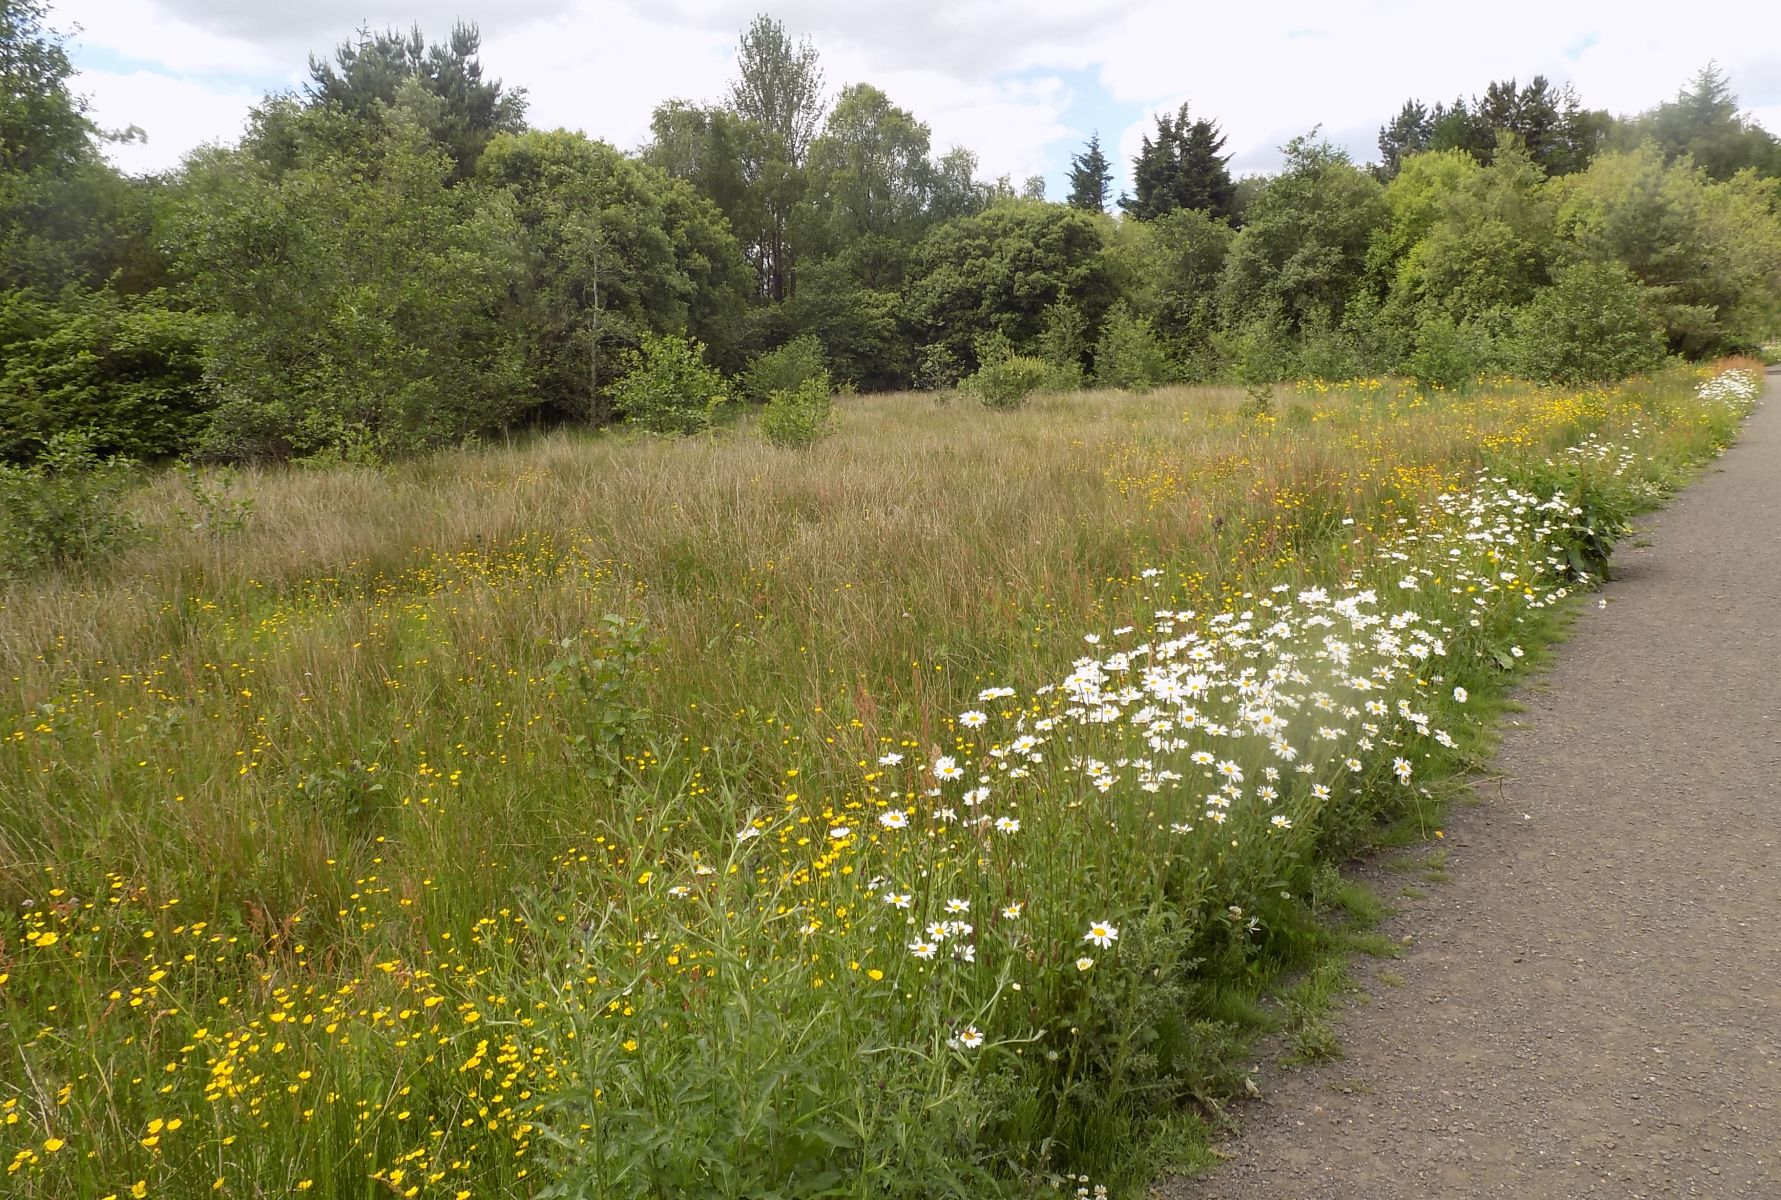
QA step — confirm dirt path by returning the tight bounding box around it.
[1166,370,1781,1200]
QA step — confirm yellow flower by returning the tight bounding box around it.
[41,1138,64,1153]
[622,1039,638,1053]
[132,1182,148,1199]
[866,969,884,982]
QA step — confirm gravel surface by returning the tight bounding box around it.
[1164,369,1781,1200]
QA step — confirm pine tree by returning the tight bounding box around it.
[1119,104,1234,222]
[1066,132,1111,212]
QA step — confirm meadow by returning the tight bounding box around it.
[0,366,1763,1199]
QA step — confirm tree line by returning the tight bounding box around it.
[3,0,1780,463]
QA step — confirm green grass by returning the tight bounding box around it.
[0,366,1762,1199]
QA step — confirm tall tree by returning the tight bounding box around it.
[1219,134,1386,332]
[727,14,825,301]
[304,22,526,179]
[1,0,147,293]
[1120,103,1234,221]
[1383,78,1605,178]
[1622,64,1781,180]
[1066,132,1112,212]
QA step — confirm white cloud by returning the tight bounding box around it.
[56,0,1781,178]
[75,68,263,173]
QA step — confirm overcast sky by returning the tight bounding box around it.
[56,0,1781,196]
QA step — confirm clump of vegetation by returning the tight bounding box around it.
[1510,261,1666,384]
[743,335,829,402]
[1094,304,1176,392]
[961,353,1057,409]
[613,332,730,434]
[0,429,140,576]
[757,375,835,448]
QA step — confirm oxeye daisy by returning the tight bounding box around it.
[1083,921,1119,948]
[958,710,987,728]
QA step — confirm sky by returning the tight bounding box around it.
[55,0,1781,198]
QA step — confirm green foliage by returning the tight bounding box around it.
[1617,64,1781,181]
[743,335,829,401]
[1034,298,1089,378]
[1120,102,1236,221]
[1378,77,1607,179]
[172,107,530,461]
[1555,145,1781,355]
[1094,304,1175,392]
[1405,311,1498,392]
[0,427,138,575]
[757,375,835,448]
[303,21,527,180]
[960,354,1057,409]
[0,288,211,462]
[478,128,750,420]
[1509,261,1665,384]
[1220,135,1386,334]
[1066,131,1113,212]
[905,200,1116,368]
[613,332,730,434]
[172,463,253,539]
[545,615,655,788]
[913,342,963,392]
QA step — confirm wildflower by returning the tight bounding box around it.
[956,1026,985,1050]
[945,898,970,914]
[878,751,905,766]
[1453,686,1468,703]
[909,941,938,960]
[934,756,964,782]
[1392,757,1413,782]
[883,892,912,909]
[1270,814,1292,829]
[994,816,1021,834]
[958,710,988,728]
[828,826,851,840]
[1075,956,1095,971]
[878,810,908,830]
[1083,921,1119,948]
[1002,902,1024,919]
[737,826,762,842]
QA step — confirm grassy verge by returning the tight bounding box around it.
[0,365,1763,1199]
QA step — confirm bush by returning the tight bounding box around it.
[743,336,829,403]
[961,354,1056,410]
[0,289,213,464]
[757,375,835,448]
[913,342,963,392]
[613,333,730,435]
[1406,312,1498,393]
[1094,304,1176,392]
[0,429,141,576]
[1509,262,1666,385]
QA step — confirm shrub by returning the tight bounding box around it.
[1406,312,1498,393]
[961,354,1055,409]
[743,335,829,403]
[757,375,835,448]
[1509,262,1666,384]
[0,429,140,576]
[1094,304,1176,392]
[913,342,963,392]
[0,289,213,464]
[613,333,730,435]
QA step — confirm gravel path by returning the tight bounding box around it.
[1165,369,1781,1200]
